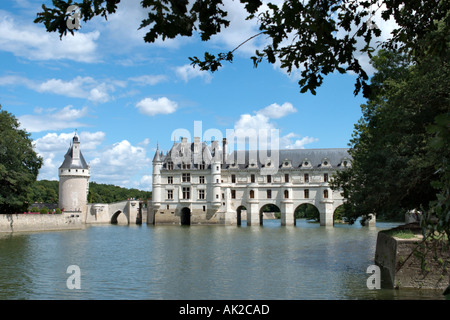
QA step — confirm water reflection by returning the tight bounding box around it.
[0,220,445,300]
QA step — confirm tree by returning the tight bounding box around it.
[34,0,449,97]
[0,106,43,214]
[330,49,449,227]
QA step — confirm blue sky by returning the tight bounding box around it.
[0,0,393,190]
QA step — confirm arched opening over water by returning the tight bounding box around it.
[259,204,280,226]
[111,210,128,225]
[180,207,191,226]
[236,205,247,226]
[294,203,320,224]
[333,205,348,224]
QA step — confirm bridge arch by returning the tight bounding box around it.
[259,203,281,226]
[180,207,191,226]
[294,203,320,223]
[111,210,128,225]
[333,204,346,223]
[236,205,247,226]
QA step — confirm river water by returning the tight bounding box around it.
[0,219,445,300]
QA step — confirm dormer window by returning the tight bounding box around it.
[283,160,291,168]
[182,163,190,170]
[302,159,311,167]
[321,158,331,167]
[167,161,174,170]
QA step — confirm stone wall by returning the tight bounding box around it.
[0,213,84,233]
[375,224,449,290]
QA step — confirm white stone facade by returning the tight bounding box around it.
[150,137,352,226]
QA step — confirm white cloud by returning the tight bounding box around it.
[34,131,105,181]
[128,75,168,86]
[18,105,90,133]
[256,102,297,119]
[0,11,100,63]
[36,76,113,103]
[0,75,116,103]
[280,133,319,149]
[90,140,152,187]
[136,97,178,116]
[231,102,317,150]
[175,64,212,83]
[34,132,153,190]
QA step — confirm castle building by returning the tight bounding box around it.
[150,137,353,226]
[58,133,90,220]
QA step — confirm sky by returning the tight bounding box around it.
[0,0,396,191]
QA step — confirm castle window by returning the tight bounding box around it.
[251,174,255,183]
[199,176,205,184]
[167,190,173,200]
[267,175,272,183]
[324,173,328,182]
[199,162,205,170]
[304,174,309,183]
[284,190,289,199]
[250,190,255,199]
[182,163,190,169]
[231,190,236,199]
[231,174,236,183]
[304,189,309,199]
[182,173,190,182]
[285,174,289,183]
[182,187,190,200]
[267,190,272,199]
[168,176,173,184]
[203,206,206,212]
[198,190,205,200]
[167,161,174,170]
[324,190,329,198]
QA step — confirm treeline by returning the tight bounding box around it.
[30,180,152,204]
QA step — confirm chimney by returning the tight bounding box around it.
[222,138,227,164]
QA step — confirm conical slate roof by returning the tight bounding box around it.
[59,136,89,170]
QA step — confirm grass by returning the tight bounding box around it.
[383,228,421,239]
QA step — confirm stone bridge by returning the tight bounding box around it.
[86,200,144,225]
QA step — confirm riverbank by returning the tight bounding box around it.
[0,213,84,233]
[375,223,449,290]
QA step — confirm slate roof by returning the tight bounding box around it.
[156,139,351,170]
[59,136,89,170]
[227,148,351,169]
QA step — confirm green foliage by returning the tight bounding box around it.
[34,0,450,98]
[39,207,49,214]
[330,49,449,227]
[29,179,59,203]
[30,180,151,204]
[0,106,43,214]
[88,182,151,203]
[295,204,320,221]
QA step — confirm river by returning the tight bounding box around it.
[0,219,445,300]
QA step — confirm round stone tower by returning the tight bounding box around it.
[58,133,90,220]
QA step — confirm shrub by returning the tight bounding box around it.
[40,207,48,214]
